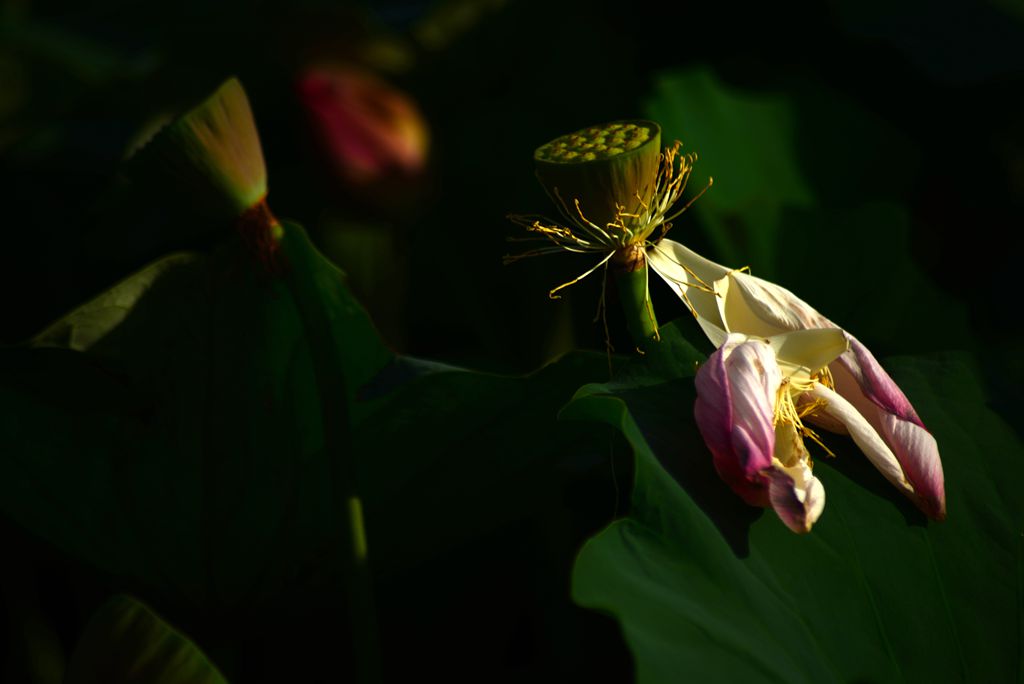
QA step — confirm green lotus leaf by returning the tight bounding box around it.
[564,320,1023,682]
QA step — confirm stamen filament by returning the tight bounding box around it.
[548,250,616,299]
[663,176,714,224]
[774,380,837,459]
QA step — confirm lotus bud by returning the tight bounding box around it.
[127,77,269,224]
[298,65,429,188]
[125,77,281,271]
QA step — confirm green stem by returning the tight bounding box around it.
[275,221,382,684]
[613,248,659,348]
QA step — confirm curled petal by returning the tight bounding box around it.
[837,335,922,426]
[646,238,731,299]
[728,268,944,516]
[694,335,780,507]
[879,414,946,520]
[765,467,825,534]
[647,239,831,338]
[725,270,830,334]
[808,383,917,500]
[646,239,731,346]
[695,336,827,532]
[829,338,946,520]
[764,422,826,533]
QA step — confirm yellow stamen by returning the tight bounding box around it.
[774,379,802,427]
[774,379,837,459]
[803,428,836,459]
[815,365,836,391]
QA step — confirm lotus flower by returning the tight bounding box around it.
[648,239,946,523]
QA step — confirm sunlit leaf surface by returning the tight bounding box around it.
[566,320,1024,683]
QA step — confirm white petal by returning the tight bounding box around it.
[647,239,730,346]
[807,383,914,496]
[647,238,732,289]
[647,238,834,346]
[767,328,849,383]
[726,271,832,334]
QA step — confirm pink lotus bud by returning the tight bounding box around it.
[298,65,428,187]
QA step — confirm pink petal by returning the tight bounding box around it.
[694,336,779,507]
[837,336,922,426]
[727,273,947,522]
[764,467,825,534]
[807,383,915,497]
[879,413,946,520]
[832,336,946,520]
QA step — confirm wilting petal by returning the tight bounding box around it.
[647,238,830,343]
[831,337,946,519]
[767,328,848,383]
[694,335,780,506]
[647,238,731,346]
[764,422,825,533]
[764,467,825,533]
[807,383,916,500]
[880,414,946,520]
[695,334,828,532]
[724,269,830,334]
[725,265,944,515]
[693,340,738,484]
[837,335,922,425]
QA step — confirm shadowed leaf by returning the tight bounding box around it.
[646,67,813,276]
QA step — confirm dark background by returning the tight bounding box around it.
[1,0,1022,680]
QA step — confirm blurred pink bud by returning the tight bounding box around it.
[298,65,429,186]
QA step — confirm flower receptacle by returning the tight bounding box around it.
[533,121,662,240]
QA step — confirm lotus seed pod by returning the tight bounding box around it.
[534,120,661,235]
